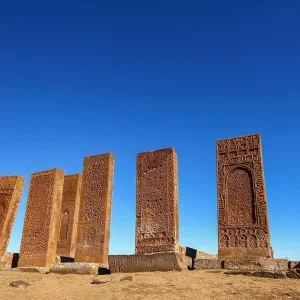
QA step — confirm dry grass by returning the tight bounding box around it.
[0,269,300,300]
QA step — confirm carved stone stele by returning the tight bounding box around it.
[19,169,64,267]
[217,133,272,259]
[0,176,25,259]
[75,153,114,265]
[135,147,179,254]
[57,174,82,258]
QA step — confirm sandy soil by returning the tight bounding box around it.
[0,269,300,300]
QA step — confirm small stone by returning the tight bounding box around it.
[120,275,133,282]
[92,277,108,284]
[10,280,30,288]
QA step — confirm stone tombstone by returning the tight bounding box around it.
[136,147,179,254]
[0,176,25,259]
[57,174,82,258]
[75,153,114,265]
[217,133,272,259]
[18,168,64,267]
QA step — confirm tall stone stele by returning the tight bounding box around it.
[0,176,25,259]
[136,147,179,254]
[75,153,114,265]
[217,133,272,259]
[57,174,82,258]
[19,168,64,267]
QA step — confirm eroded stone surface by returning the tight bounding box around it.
[136,147,179,254]
[50,263,109,275]
[18,267,50,274]
[9,280,30,288]
[75,154,114,264]
[109,253,191,273]
[57,174,82,258]
[223,258,288,271]
[18,168,64,267]
[0,176,25,259]
[224,270,287,279]
[194,259,223,270]
[217,134,272,259]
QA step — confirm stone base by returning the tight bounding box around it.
[18,267,49,274]
[223,258,288,271]
[49,263,109,275]
[109,253,192,273]
[194,259,223,270]
[179,246,217,260]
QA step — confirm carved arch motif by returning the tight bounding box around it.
[225,165,256,226]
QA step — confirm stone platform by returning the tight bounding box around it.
[49,263,109,275]
[109,253,192,273]
[193,258,289,271]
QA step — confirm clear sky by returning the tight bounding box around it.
[1,1,299,260]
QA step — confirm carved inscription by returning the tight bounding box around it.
[136,147,179,254]
[57,174,82,258]
[75,154,114,264]
[217,134,272,259]
[19,169,64,267]
[0,176,25,259]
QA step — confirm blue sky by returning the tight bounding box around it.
[1,1,299,260]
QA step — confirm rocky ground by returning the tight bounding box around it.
[0,269,300,300]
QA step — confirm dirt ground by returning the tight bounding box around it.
[0,269,299,300]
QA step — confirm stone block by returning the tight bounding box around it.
[224,270,287,279]
[75,154,114,264]
[109,253,191,273]
[179,245,217,260]
[136,148,179,254]
[217,134,272,259]
[18,169,64,268]
[49,263,109,275]
[223,258,288,271]
[0,176,25,258]
[194,259,223,269]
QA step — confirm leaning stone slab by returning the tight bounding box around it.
[194,259,223,269]
[18,267,49,274]
[289,261,300,269]
[224,258,288,271]
[0,252,19,269]
[49,263,109,275]
[109,253,191,273]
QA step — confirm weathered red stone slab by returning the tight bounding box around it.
[217,134,272,259]
[0,176,25,259]
[57,174,82,258]
[18,168,64,267]
[75,153,114,264]
[135,147,179,254]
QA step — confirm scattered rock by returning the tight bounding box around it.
[10,280,30,288]
[253,271,286,279]
[120,275,134,282]
[92,277,109,284]
[286,270,300,279]
[224,271,253,276]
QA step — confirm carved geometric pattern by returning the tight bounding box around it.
[18,169,64,267]
[57,174,82,258]
[135,147,179,254]
[217,133,272,259]
[0,176,25,259]
[75,153,114,265]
